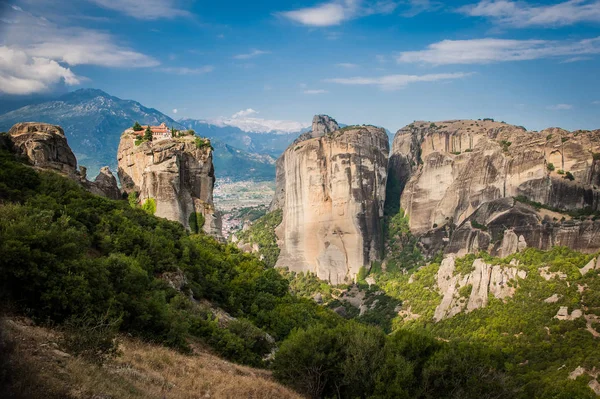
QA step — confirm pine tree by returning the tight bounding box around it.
[144,125,152,141]
[132,121,143,131]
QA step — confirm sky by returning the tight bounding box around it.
[1,0,600,133]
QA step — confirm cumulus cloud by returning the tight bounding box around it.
[547,104,573,110]
[0,46,79,94]
[233,50,270,60]
[397,37,600,65]
[278,0,399,27]
[172,108,178,113]
[0,4,158,94]
[86,0,190,20]
[458,0,600,28]
[325,72,472,90]
[303,89,329,94]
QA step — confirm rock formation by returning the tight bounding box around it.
[271,116,389,284]
[6,122,120,199]
[8,122,77,175]
[117,131,221,236]
[433,255,527,321]
[387,120,600,255]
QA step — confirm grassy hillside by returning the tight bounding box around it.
[0,316,301,399]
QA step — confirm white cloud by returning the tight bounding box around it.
[278,0,399,27]
[397,37,600,65]
[593,100,600,105]
[209,109,310,134]
[86,0,189,20]
[459,0,600,28]
[0,46,79,94]
[325,72,472,90]
[233,49,270,60]
[159,66,214,74]
[172,108,178,114]
[304,89,329,94]
[336,62,358,68]
[0,4,158,94]
[232,108,259,118]
[547,104,573,110]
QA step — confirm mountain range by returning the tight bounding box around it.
[0,89,298,180]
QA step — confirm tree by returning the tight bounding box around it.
[144,125,152,141]
[132,121,143,131]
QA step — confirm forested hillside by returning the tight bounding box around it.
[2,143,598,398]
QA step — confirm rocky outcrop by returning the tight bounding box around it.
[272,117,389,284]
[8,122,77,175]
[6,122,120,199]
[434,255,527,321]
[83,166,121,200]
[445,198,600,256]
[117,132,221,236]
[388,120,600,255]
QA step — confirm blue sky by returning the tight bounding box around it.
[1,0,600,133]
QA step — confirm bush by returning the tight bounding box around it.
[60,313,121,365]
[188,212,205,234]
[564,171,575,181]
[557,169,565,175]
[141,197,156,215]
[132,121,143,131]
[547,162,555,171]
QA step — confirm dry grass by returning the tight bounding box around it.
[1,317,303,399]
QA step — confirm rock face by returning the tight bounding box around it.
[272,116,389,284]
[83,166,121,200]
[117,132,221,236]
[445,198,600,256]
[388,120,600,255]
[6,122,120,199]
[434,255,527,321]
[8,122,77,175]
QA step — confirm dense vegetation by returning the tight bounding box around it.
[371,246,600,398]
[0,148,337,368]
[235,209,282,267]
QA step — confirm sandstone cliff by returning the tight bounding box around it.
[272,116,389,284]
[6,122,120,199]
[117,132,221,236]
[388,120,600,255]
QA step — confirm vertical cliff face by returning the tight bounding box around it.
[273,117,389,284]
[7,122,121,199]
[387,120,600,255]
[117,132,221,236]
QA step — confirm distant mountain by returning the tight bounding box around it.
[178,118,301,158]
[0,89,177,174]
[0,89,284,181]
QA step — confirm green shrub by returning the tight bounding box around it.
[132,121,143,131]
[188,212,205,234]
[592,152,600,161]
[564,171,575,181]
[546,162,555,171]
[195,137,212,150]
[141,198,156,215]
[235,210,283,268]
[557,169,565,174]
